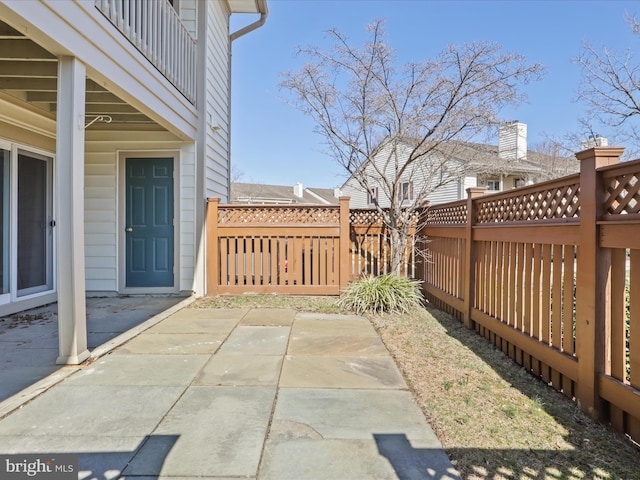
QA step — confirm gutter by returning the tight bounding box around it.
[230,0,269,42]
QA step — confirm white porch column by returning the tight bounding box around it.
[55,56,90,365]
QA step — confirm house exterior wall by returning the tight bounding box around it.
[0,100,199,303]
[204,1,232,201]
[84,131,197,294]
[179,0,198,38]
[342,142,471,208]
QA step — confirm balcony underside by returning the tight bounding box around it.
[0,20,161,130]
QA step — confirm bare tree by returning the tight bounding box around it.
[280,20,543,275]
[529,138,579,181]
[575,14,640,152]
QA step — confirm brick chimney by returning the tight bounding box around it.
[580,135,608,150]
[498,121,527,161]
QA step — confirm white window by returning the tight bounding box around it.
[399,181,413,202]
[487,180,500,191]
[367,187,379,205]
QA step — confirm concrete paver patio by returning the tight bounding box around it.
[0,306,460,479]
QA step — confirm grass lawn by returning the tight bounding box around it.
[193,295,640,479]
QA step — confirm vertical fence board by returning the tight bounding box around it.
[496,241,504,321]
[610,248,627,381]
[516,242,525,331]
[509,242,517,328]
[524,243,532,335]
[533,243,542,340]
[563,247,576,355]
[552,244,563,350]
[542,244,552,345]
[630,249,639,389]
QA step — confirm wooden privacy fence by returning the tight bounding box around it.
[206,198,350,295]
[349,209,419,279]
[419,146,640,443]
[206,199,419,295]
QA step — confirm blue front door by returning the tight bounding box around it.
[125,158,174,287]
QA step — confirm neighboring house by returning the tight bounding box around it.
[231,182,340,205]
[0,0,267,364]
[341,122,578,208]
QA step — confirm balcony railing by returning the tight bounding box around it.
[95,0,196,104]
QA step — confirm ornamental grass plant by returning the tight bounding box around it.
[337,274,423,314]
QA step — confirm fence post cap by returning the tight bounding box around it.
[575,146,625,161]
[466,187,488,198]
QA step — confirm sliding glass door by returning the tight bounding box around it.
[16,151,53,297]
[0,148,8,297]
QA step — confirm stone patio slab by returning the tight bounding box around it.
[294,312,364,321]
[270,388,438,442]
[260,438,459,480]
[124,386,276,477]
[194,354,283,386]
[291,318,378,337]
[280,355,407,389]
[168,307,249,320]
[64,354,208,386]
[146,316,239,335]
[116,333,222,355]
[0,434,146,480]
[240,308,296,326]
[0,385,184,437]
[217,326,290,355]
[288,334,388,356]
[259,438,398,480]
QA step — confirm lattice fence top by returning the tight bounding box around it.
[349,209,383,226]
[426,202,467,224]
[475,181,580,223]
[349,208,420,226]
[602,166,640,217]
[218,205,340,225]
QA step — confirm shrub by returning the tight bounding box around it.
[338,274,424,314]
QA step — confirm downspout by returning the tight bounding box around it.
[226,0,268,197]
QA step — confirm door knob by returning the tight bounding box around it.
[125,227,133,232]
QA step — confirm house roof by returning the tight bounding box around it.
[441,141,578,176]
[341,136,578,188]
[230,182,339,205]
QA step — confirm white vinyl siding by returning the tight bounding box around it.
[179,0,197,38]
[84,131,196,293]
[343,142,470,208]
[425,180,462,205]
[204,2,231,201]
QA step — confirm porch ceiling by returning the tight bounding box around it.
[0,20,158,129]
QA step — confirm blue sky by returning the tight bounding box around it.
[230,0,638,189]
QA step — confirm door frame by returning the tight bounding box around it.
[118,151,180,294]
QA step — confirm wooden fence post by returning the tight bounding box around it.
[575,146,624,418]
[339,196,351,291]
[462,187,486,329]
[206,197,220,296]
